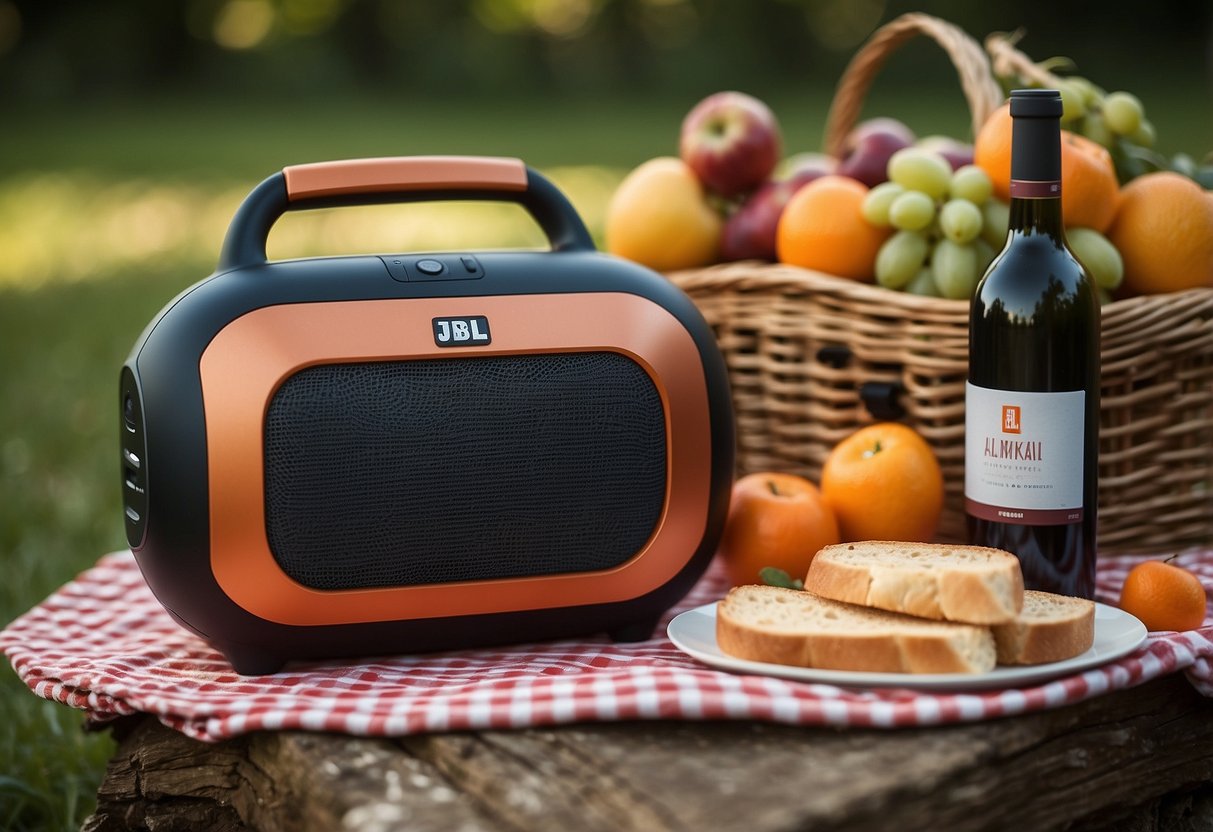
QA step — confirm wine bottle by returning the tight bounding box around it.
[965,89,1100,599]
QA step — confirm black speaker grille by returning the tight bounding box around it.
[263,352,668,590]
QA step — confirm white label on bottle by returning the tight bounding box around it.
[964,383,1085,525]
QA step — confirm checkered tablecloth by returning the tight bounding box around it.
[2,550,1210,742]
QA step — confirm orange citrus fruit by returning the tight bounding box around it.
[1106,171,1213,296]
[717,472,840,587]
[1119,559,1207,632]
[820,423,944,543]
[974,104,1120,232]
[776,175,890,281]
[972,106,1014,197]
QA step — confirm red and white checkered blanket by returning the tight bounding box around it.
[2,550,1210,742]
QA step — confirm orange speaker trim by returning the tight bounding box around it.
[282,157,528,201]
[199,293,713,626]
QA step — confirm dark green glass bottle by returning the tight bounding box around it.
[965,89,1100,599]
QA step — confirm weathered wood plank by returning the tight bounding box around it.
[85,674,1213,832]
[83,722,493,832]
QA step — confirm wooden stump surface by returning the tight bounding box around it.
[83,674,1213,832]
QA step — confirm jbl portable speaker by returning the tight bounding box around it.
[120,156,734,674]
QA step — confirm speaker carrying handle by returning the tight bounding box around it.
[218,156,596,270]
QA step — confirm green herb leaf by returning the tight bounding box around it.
[760,567,804,590]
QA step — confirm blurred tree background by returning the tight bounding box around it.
[1,0,1211,179]
[0,2,1211,829]
[2,0,1211,105]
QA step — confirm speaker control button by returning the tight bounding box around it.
[379,254,484,281]
[380,256,411,282]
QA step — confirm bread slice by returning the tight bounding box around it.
[716,585,996,674]
[804,541,1024,625]
[992,590,1095,665]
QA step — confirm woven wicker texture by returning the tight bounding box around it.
[671,14,1213,554]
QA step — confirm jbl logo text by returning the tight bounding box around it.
[433,316,491,347]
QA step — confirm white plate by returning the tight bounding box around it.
[666,601,1148,692]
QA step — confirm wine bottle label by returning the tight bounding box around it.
[1009,179,1061,198]
[964,382,1084,525]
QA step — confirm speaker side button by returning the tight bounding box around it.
[379,256,411,282]
[122,448,141,470]
[125,506,141,523]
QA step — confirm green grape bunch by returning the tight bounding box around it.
[862,147,1004,299]
[1023,71,1213,188]
[862,144,1126,302]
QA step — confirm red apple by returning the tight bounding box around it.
[680,91,782,198]
[917,135,975,171]
[836,117,915,187]
[720,169,822,262]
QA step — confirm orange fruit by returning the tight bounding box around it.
[820,423,944,543]
[972,105,1012,194]
[717,472,840,587]
[1057,131,1121,233]
[776,175,890,281]
[1119,560,1207,632]
[1106,171,1213,296]
[973,104,1120,232]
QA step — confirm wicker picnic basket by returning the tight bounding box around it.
[668,13,1213,554]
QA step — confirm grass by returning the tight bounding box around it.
[0,84,1025,189]
[3,86,1206,180]
[0,267,200,830]
[0,81,1208,829]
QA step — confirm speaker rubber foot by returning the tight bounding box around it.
[608,618,660,643]
[220,644,285,676]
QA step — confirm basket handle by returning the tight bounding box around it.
[822,13,1005,158]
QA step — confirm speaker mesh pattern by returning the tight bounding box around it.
[263,352,668,590]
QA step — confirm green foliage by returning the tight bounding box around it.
[760,567,804,590]
[3,1,1210,106]
[0,697,116,830]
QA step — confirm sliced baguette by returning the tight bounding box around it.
[804,541,1024,625]
[716,585,996,674]
[992,590,1095,665]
